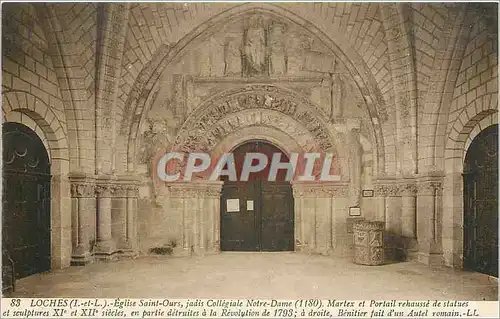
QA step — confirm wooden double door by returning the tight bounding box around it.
[463,124,498,277]
[2,122,51,281]
[220,141,294,251]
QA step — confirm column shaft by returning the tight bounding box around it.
[94,185,117,258]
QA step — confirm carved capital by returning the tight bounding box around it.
[70,183,95,198]
[126,185,140,198]
[95,184,114,197]
[112,185,128,198]
[417,180,443,196]
[373,184,399,197]
[399,183,418,196]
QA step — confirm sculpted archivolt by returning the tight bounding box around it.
[173,85,334,154]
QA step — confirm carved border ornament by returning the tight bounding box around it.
[167,184,223,198]
[292,184,349,198]
[172,85,335,153]
[417,180,443,196]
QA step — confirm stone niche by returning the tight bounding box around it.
[135,12,378,257]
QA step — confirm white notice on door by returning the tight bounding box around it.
[247,200,254,211]
[226,199,239,212]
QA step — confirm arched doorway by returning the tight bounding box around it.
[463,124,498,277]
[220,140,294,251]
[2,122,51,280]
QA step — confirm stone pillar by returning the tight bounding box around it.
[400,182,418,260]
[125,185,139,253]
[292,182,349,256]
[347,128,363,208]
[385,185,401,261]
[111,180,139,257]
[374,182,400,261]
[94,179,117,260]
[416,179,444,265]
[69,175,95,266]
[166,182,222,256]
[373,189,386,223]
[293,190,305,252]
[112,185,128,250]
[441,172,463,268]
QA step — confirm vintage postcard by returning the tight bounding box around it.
[1,1,498,318]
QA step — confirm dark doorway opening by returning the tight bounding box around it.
[220,140,294,251]
[463,124,498,277]
[2,122,51,284]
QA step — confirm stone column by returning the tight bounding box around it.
[292,183,316,253]
[94,178,117,259]
[400,182,418,260]
[69,175,95,266]
[206,182,222,253]
[384,184,401,261]
[374,182,401,262]
[416,179,444,265]
[112,185,128,251]
[292,182,349,256]
[373,184,387,222]
[166,182,222,256]
[125,185,139,253]
[111,176,139,257]
[347,128,363,208]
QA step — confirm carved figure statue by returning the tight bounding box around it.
[243,17,267,76]
[268,23,286,75]
[224,35,242,76]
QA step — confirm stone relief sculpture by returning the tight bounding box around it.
[347,128,363,207]
[331,74,344,120]
[268,23,287,76]
[286,32,311,74]
[139,107,179,170]
[224,34,242,76]
[242,16,268,76]
[208,36,225,77]
[310,76,332,116]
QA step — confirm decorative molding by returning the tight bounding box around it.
[69,173,140,198]
[373,183,399,197]
[70,183,95,198]
[126,185,140,198]
[172,85,335,153]
[292,182,349,198]
[166,183,223,198]
[399,183,418,196]
[416,180,443,196]
[373,178,442,197]
[95,184,115,198]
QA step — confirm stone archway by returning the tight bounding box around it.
[2,91,71,270]
[441,101,498,268]
[169,85,347,179]
[156,86,357,256]
[123,4,387,176]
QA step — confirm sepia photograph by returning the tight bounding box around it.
[0,1,498,318]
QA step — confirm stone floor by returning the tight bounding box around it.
[6,253,498,300]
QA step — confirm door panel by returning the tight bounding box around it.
[219,140,295,252]
[2,122,51,282]
[463,124,498,277]
[220,182,259,251]
[261,183,294,251]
